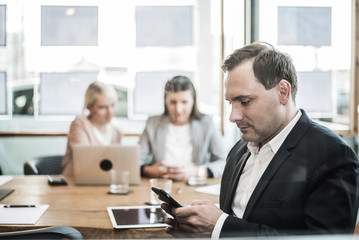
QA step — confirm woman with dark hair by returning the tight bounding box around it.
[139,76,225,181]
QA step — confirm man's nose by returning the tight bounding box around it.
[229,105,244,123]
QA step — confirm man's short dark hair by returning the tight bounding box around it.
[222,42,298,100]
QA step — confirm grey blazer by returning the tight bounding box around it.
[138,114,226,177]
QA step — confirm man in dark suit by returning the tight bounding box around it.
[161,42,359,238]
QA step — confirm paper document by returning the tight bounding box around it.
[0,176,13,186]
[0,204,49,224]
[195,184,220,196]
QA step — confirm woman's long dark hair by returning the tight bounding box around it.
[163,75,203,119]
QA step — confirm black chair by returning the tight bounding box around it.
[24,155,63,175]
[0,226,83,239]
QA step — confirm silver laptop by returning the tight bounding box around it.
[73,144,141,185]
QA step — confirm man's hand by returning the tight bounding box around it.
[161,200,223,238]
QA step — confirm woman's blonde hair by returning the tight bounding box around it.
[82,81,118,116]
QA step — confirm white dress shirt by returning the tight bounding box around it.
[211,110,302,239]
[163,123,193,167]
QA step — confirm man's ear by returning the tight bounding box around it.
[278,79,291,105]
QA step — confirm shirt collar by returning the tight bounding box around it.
[248,109,302,154]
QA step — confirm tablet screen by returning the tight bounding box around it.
[107,206,168,229]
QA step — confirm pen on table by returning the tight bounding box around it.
[3,205,36,208]
[177,187,184,194]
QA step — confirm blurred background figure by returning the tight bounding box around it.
[139,75,225,181]
[62,81,122,176]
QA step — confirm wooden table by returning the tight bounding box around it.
[0,176,220,239]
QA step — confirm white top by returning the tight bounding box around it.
[93,123,113,145]
[211,110,302,239]
[163,123,193,167]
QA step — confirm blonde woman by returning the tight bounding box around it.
[62,81,122,176]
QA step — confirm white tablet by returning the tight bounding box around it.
[107,206,168,229]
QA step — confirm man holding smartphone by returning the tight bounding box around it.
[160,42,359,238]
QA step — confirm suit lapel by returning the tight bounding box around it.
[242,109,311,219]
[242,148,291,219]
[222,150,251,213]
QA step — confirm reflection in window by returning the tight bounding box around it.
[39,72,98,115]
[296,71,332,119]
[0,5,6,46]
[115,87,128,118]
[135,6,193,46]
[0,72,6,114]
[41,6,98,46]
[256,0,352,129]
[13,88,34,115]
[337,92,349,115]
[134,72,192,115]
[278,7,331,46]
[335,70,350,116]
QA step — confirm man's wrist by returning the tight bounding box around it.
[211,212,228,240]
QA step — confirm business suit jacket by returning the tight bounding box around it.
[220,110,359,236]
[139,114,226,177]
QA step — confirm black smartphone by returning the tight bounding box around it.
[151,187,182,208]
[47,175,68,186]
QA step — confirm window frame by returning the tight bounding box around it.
[247,0,358,137]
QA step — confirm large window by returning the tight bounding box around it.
[252,0,357,135]
[1,0,356,134]
[0,5,6,46]
[277,6,332,46]
[0,0,222,127]
[296,71,333,118]
[0,72,6,114]
[39,72,98,115]
[135,6,193,46]
[41,6,98,46]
